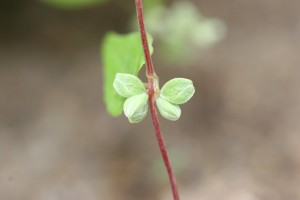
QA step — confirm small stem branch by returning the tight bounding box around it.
[135,1,180,200]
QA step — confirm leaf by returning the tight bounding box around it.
[39,0,108,9]
[123,93,148,123]
[113,73,145,98]
[143,0,164,11]
[102,32,153,116]
[140,1,226,64]
[156,97,181,121]
[160,78,195,105]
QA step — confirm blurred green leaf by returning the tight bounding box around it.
[143,0,164,11]
[134,1,226,65]
[102,32,153,116]
[39,0,108,9]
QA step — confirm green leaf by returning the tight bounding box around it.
[160,78,195,105]
[39,0,108,9]
[156,97,181,121]
[139,1,226,64]
[143,0,164,11]
[123,93,149,123]
[113,73,145,98]
[102,32,153,116]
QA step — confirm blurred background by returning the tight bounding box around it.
[1,0,300,199]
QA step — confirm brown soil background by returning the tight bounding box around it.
[1,0,300,199]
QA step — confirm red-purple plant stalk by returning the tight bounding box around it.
[135,1,180,200]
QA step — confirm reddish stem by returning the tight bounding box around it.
[135,1,180,200]
[148,97,180,200]
[135,0,155,77]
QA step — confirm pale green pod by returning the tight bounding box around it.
[160,78,195,105]
[113,73,146,98]
[128,105,148,123]
[123,93,148,123]
[156,97,181,121]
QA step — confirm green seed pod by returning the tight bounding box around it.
[113,73,146,98]
[123,93,148,123]
[156,97,181,121]
[160,78,195,105]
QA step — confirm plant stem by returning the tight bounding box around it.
[135,1,180,200]
[135,0,155,78]
[148,99,181,200]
